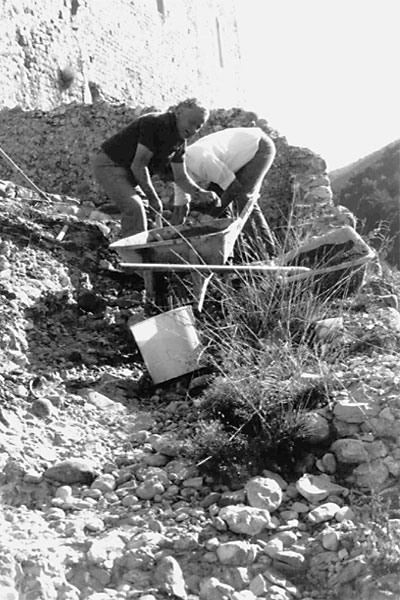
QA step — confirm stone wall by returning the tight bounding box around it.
[0,0,243,111]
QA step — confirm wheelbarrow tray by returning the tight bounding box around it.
[110,217,240,265]
[109,192,262,267]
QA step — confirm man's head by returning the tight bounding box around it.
[173,98,209,140]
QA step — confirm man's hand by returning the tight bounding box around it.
[148,197,164,228]
[170,205,189,226]
[194,189,221,208]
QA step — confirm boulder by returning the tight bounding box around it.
[245,476,283,511]
[44,458,99,485]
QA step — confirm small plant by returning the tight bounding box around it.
[183,420,253,485]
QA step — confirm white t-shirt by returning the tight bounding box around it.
[187,127,263,190]
[174,127,263,206]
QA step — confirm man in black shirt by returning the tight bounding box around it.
[92,98,219,237]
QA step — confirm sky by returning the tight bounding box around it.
[235,0,400,171]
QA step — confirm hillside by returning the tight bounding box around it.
[329,139,400,193]
[329,140,400,267]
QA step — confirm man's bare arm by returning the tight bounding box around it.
[131,144,163,215]
[172,162,220,206]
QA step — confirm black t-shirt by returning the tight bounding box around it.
[101,111,185,182]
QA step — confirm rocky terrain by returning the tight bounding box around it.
[1,175,400,600]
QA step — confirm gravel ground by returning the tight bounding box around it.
[1,185,400,600]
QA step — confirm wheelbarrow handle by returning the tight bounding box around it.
[119,262,310,274]
[238,193,259,220]
[234,194,260,235]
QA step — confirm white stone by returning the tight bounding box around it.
[321,529,340,551]
[55,485,73,500]
[216,541,257,565]
[296,473,346,503]
[263,538,284,557]
[335,506,355,522]
[308,502,341,524]
[84,517,105,532]
[91,474,116,493]
[245,476,283,511]
[199,577,235,600]
[219,505,275,535]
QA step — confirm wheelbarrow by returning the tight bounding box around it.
[109,195,310,311]
[110,194,260,265]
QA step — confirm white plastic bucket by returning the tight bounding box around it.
[129,305,204,384]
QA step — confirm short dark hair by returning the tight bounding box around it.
[173,98,209,120]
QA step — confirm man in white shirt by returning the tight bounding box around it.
[170,127,277,256]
